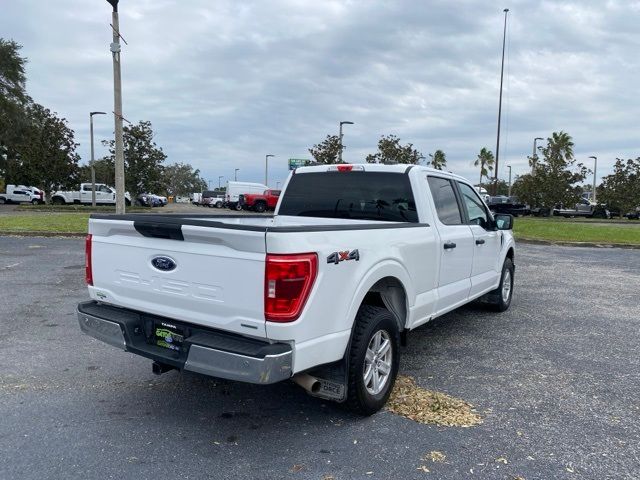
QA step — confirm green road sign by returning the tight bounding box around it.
[288,158,313,170]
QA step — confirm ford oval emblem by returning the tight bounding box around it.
[151,256,177,272]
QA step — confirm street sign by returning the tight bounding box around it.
[288,158,313,170]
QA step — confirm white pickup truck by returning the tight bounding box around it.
[0,185,44,204]
[78,164,515,414]
[51,183,131,206]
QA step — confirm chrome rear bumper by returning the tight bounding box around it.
[77,301,292,384]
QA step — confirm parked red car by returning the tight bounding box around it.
[239,189,281,212]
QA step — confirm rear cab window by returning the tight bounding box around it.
[278,171,418,222]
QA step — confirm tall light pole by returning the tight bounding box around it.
[507,165,512,197]
[494,8,509,195]
[234,168,239,181]
[106,0,126,214]
[338,121,354,163]
[89,111,106,207]
[588,156,598,203]
[218,176,224,189]
[532,137,543,174]
[265,154,274,186]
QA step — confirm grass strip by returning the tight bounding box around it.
[0,214,90,233]
[513,217,640,245]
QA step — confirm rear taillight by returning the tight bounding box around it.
[85,234,93,286]
[265,253,317,322]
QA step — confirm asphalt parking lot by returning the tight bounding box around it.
[1,238,638,480]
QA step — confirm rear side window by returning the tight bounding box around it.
[427,176,462,225]
[278,172,417,222]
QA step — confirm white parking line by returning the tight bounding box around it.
[1,262,22,270]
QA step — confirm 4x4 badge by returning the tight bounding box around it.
[327,249,360,265]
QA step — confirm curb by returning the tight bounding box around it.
[516,238,640,250]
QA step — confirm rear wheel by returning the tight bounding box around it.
[254,202,266,213]
[215,201,223,208]
[31,199,39,205]
[234,203,242,211]
[52,197,65,205]
[346,305,400,416]
[0,198,6,205]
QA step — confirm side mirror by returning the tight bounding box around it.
[494,213,513,230]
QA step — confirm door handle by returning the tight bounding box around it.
[443,241,457,250]
[475,239,485,245]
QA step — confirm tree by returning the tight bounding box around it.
[0,38,30,180]
[427,150,447,170]
[309,135,341,164]
[474,148,494,188]
[78,157,115,186]
[103,121,167,196]
[512,131,587,209]
[365,134,423,164]
[9,103,80,194]
[597,157,640,217]
[162,162,207,196]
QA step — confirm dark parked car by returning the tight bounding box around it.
[488,196,530,217]
[135,193,162,207]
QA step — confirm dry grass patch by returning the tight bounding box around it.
[387,375,482,427]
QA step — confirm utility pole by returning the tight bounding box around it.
[494,8,509,195]
[338,121,354,163]
[234,168,239,181]
[218,176,224,189]
[507,165,512,197]
[107,0,126,214]
[89,111,106,206]
[589,156,598,203]
[265,154,274,186]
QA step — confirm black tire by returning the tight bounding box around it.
[52,197,65,205]
[234,203,242,211]
[346,305,400,416]
[0,197,6,205]
[215,201,223,208]
[486,258,514,312]
[31,199,39,205]
[254,202,266,213]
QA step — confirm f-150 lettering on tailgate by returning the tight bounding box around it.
[114,270,223,302]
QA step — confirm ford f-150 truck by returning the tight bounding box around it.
[239,189,281,212]
[78,164,515,415]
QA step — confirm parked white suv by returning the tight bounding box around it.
[78,164,515,414]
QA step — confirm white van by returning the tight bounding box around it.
[226,181,268,210]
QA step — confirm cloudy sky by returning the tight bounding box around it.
[2,0,639,188]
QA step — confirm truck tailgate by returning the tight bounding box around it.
[88,218,267,337]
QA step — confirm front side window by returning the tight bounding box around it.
[458,182,490,228]
[427,177,462,225]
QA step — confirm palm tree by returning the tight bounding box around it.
[474,147,495,188]
[428,150,447,170]
[544,131,574,163]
